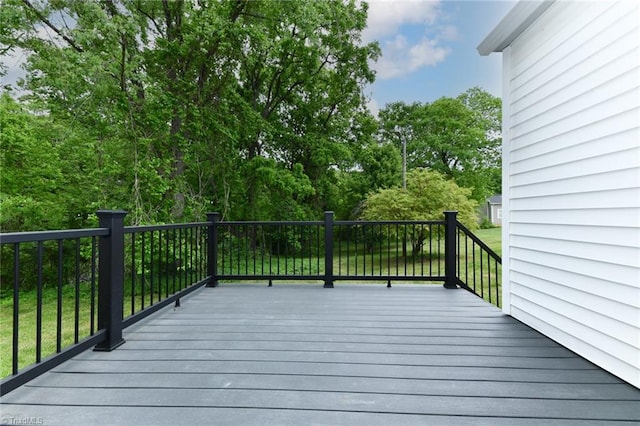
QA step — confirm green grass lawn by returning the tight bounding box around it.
[474,227,502,256]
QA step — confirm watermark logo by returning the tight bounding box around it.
[1,417,44,425]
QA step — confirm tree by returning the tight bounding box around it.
[232,0,379,219]
[0,94,65,231]
[376,88,501,203]
[10,0,379,225]
[0,93,106,231]
[334,140,402,219]
[361,169,478,256]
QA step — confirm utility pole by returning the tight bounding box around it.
[402,137,407,190]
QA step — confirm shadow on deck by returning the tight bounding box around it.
[1,284,638,425]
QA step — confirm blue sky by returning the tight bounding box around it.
[363,0,516,114]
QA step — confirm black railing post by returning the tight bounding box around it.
[206,212,219,287]
[94,210,127,351]
[324,211,334,288]
[444,211,459,289]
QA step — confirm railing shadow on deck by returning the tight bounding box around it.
[0,210,500,395]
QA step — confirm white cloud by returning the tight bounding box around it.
[363,0,454,80]
[374,34,449,79]
[438,24,459,42]
[362,0,442,42]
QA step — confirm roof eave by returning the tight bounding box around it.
[477,0,556,56]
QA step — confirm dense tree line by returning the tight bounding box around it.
[0,0,501,232]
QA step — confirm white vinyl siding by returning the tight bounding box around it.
[504,0,640,388]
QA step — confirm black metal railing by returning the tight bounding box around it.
[333,219,446,283]
[455,222,502,307]
[123,222,208,323]
[1,209,501,395]
[213,218,325,283]
[0,211,208,395]
[210,212,450,288]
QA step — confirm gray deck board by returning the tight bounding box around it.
[2,284,639,425]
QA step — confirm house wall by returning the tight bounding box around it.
[502,0,640,388]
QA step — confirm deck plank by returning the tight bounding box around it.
[2,284,639,425]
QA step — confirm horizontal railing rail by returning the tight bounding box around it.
[0,228,110,243]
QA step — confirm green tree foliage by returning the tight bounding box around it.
[1,94,65,230]
[376,88,501,203]
[361,169,478,256]
[361,169,478,228]
[334,140,402,219]
[4,0,379,226]
[0,94,104,230]
[1,0,502,233]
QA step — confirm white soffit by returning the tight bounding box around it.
[477,0,556,56]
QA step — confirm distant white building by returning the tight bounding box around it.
[486,194,502,226]
[478,0,640,388]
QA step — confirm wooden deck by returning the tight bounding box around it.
[1,284,639,425]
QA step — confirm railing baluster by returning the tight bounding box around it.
[165,229,170,297]
[74,238,80,343]
[157,229,162,300]
[190,227,194,284]
[150,230,155,306]
[172,228,177,293]
[438,224,442,277]
[379,224,383,278]
[317,224,321,277]
[346,225,350,276]
[56,240,63,353]
[12,243,20,375]
[457,226,461,281]
[91,236,96,334]
[429,224,433,277]
[487,249,492,304]
[141,233,146,310]
[178,228,186,290]
[131,233,136,316]
[411,224,416,277]
[197,226,202,281]
[403,224,408,277]
[258,226,266,275]
[36,241,43,363]
[395,224,399,276]
[361,224,364,276]
[464,233,469,287]
[480,248,484,299]
[370,224,374,276]
[472,241,477,292]
[496,258,500,307]
[305,228,313,275]
[267,225,272,276]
